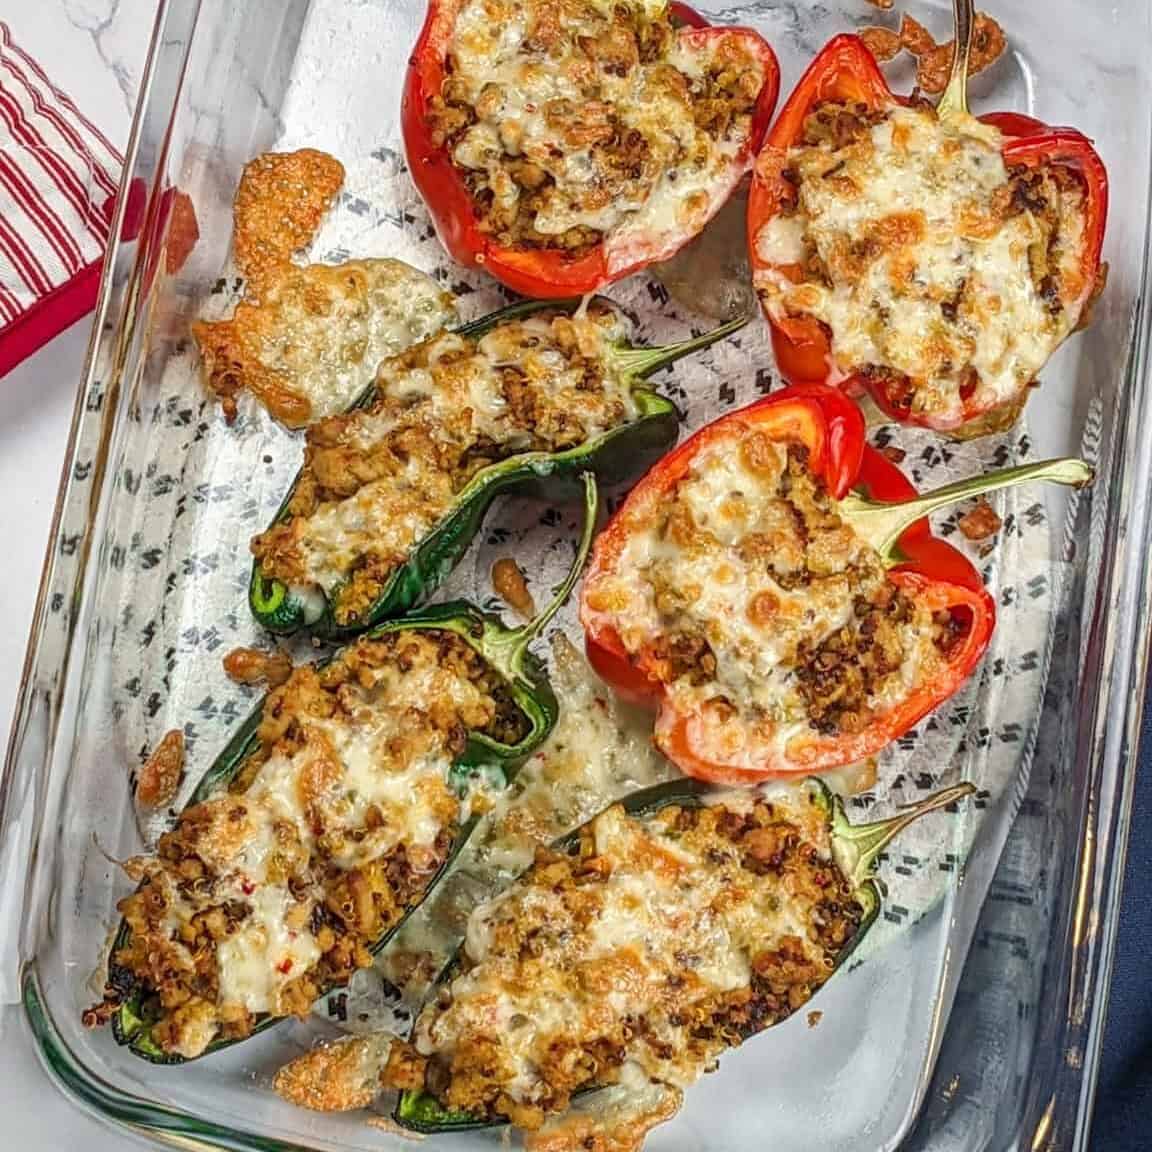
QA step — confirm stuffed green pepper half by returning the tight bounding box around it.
[88,477,599,1063]
[249,297,743,638]
[389,774,974,1135]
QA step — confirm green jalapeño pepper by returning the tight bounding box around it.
[391,774,975,1134]
[93,478,599,1065]
[250,297,743,639]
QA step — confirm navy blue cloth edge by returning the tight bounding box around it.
[1089,682,1152,1149]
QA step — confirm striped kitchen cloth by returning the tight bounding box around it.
[0,21,122,377]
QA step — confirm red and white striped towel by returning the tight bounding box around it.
[0,21,123,377]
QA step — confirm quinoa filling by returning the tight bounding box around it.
[384,790,864,1129]
[428,0,766,254]
[583,435,964,763]
[108,630,527,1059]
[252,306,637,626]
[753,100,1091,424]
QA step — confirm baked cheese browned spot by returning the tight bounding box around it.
[194,257,455,426]
[384,787,861,1131]
[524,1080,683,1152]
[753,100,1090,426]
[109,630,527,1060]
[430,0,766,257]
[252,304,639,627]
[897,13,1007,96]
[193,150,456,425]
[582,436,960,770]
[273,1034,393,1112]
[232,149,345,296]
[858,25,902,63]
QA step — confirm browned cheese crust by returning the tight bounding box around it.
[192,149,455,425]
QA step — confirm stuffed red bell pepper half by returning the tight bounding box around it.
[579,384,1091,781]
[403,0,780,297]
[747,33,1108,437]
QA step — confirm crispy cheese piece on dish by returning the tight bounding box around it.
[193,149,455,426]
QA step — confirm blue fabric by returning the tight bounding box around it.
[1091,694,1152,1149]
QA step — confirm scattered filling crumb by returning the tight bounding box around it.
[860,11,1006,94]
[135,729,185,810]
[492,557,536,619]
[223,646,294,688]
[252,304,638,626]
[957,499,1002,542]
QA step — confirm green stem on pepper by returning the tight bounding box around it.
[839,456,1093,564]
[936,0,975,122]
[829,780,977,890]
[478,472,598,689]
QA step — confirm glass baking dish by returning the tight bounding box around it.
[2,0,1151,1149]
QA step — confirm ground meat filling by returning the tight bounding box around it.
[252,306,637,626]
[753,100,1092,424]
[384,793,864,1129]
[108,631,527,1059]
[583,435,962,763]
[429,0,765,254]
[795,590,964,736]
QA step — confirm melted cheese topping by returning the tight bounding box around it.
[216,885,322,1015]
[440,0,765,260]
[195,258,456,426]
[255,260,456,421]
[582,435,949,769]
[753,105,1090,425]
[115,631,512,1058]
[374,634,673,1010]
[411,786,858,1118]
[477,635,674,877]
[253,307,639,624]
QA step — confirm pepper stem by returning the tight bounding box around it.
[482,473,599,684]
[832,782,977,889]
[937,0,975,122]
[839,457,1093,563]
[608,314,747,380]
[855,392,892,431]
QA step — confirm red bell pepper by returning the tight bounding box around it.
[580,383,1091,781]
[746,34,1109,437]
[403,1,780,298]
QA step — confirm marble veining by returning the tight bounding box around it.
[60,0,157,119]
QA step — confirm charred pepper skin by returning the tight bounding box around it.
[108,479,600,1064]
[393,775,976,1133]
[579,383,1091,781]
[402,0,780,297]
[746,34,1109,437]
[249,297,744,639]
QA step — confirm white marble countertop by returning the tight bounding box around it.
[0,2,155,1149]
